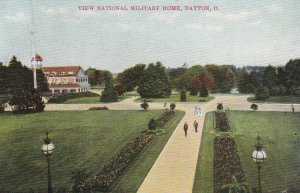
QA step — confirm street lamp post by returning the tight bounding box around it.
[42,131,55,193]
[252,135,267,193]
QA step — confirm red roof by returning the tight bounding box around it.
[42,66,82,77]
[49,83,80,88]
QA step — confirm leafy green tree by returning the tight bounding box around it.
[36,69,49,92]
[205,64,236,93]
[100,81,118,102]
[237,71,255,93]
[191,73,215,97]
[9,89,45,113]
[285,59,300,95]
[85,68,113,87]
[117,64,146,91]
[262,65,277,95]
[221,176,251,193]
[0,62,8,95]
[180,90,187,102]
[255,87,270,101]
[137,62,171,98]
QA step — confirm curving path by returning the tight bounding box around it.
[44,94,299,193]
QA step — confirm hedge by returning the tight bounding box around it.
[47,92,99,103]
[214,137,245,193]
[89,134,153,191]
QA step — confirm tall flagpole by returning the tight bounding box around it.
[29,0,37,89]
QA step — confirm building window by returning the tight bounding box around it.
[70,89,76,93]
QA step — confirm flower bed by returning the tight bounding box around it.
[215,111,230,132]
[89,134,153,191]
[88,106,108,110]
[156,110,175,128]
[214,137,245,193]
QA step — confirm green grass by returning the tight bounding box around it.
[63,96,128,104]
[193,111,300,193]
[0,110,184,192]
[135,94,214,103]
[248,96,300,103]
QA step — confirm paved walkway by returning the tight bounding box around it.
[44,94,299,193]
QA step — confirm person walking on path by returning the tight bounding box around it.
[183,122,188,137]
[292,105,295,113]
[193,120,198,133]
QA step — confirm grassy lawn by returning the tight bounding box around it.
[0,110,184,192]
[193,111,300,193]
[248,96,300,103]
[63,96,128,104]
[135,94,214,103]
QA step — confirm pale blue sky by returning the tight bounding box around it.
[0,0,299,72]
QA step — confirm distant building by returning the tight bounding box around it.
[41,66,90,94]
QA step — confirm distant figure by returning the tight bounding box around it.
[194,120,198,133]
[164,102,167,108]
[183,122,188,137]
[292,105,295,113]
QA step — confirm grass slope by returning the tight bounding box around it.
[248,96,300,103]
[0,110,184,192]
[193,111,300,193]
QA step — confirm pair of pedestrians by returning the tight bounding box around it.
[183,121,199,137]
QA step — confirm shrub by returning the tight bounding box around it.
[140,99,149,110]
[255,87,270,101]
[199,86,209,97]
[180,90,187,102]
[148,118,157,130]
[170,103,176,110]
[214,137,245,193]
[217,103,223,110]
[250,104,258,111]
[9,89,45,113]
[100,82,119,102]
[48,92,99,103]
[215,111,230,132]
[88,106,108,110]
[0,96,9,113]
[90,134,153,191]
[190,88,198,96]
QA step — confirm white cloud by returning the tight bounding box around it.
[206,10,259,21]
[39,6,68,15]
[185,23,223,32]
[267,4,284,13]
[3,12,27,22]
[149,12,180,23]
[118,23,145,32]
[248,20,263,27]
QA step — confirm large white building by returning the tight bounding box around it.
[42,66,90,94]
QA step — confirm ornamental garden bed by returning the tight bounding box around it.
[214,136,245,193]
[47,92,99,103]
[215,111,230,132]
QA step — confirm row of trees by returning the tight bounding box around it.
[238,59,300,98]
[0,56,48,113]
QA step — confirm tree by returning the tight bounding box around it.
[140,99,149,110]
[237,71,255,94]
[191,73,215,97]
[255,87,270,101]
[285,59,300,95]
[85,68,113,87]
[180,90,187,102]
[170,103,176,110]
[217,103,223,110]
[117,64,146,91]
[0,62,8,95]
[9,89,45,113]
[114,84,127,96]
[221,176,251,193]
[205,64,236,93]
[36,69,49,92]
[100,81,118,102]
[262,65,277,95]
[137,62,172,98]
